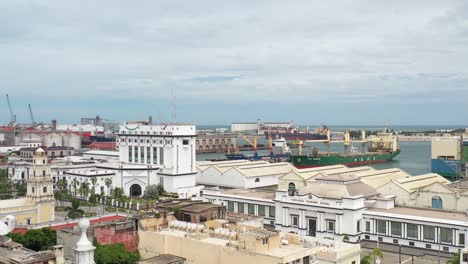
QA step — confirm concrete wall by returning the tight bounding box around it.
[93,223,138,252]
[138,230,287,264]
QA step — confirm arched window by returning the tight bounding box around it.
[255,178,260,183]
[432,196,443,209]
[288,182,296,196]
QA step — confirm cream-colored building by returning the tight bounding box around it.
[0,148,54,225]
[138,218,360,264]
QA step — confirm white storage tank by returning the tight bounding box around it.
[64,133,82,149]
[45,133,63,147]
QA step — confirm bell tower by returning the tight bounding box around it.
[26,148,55,223]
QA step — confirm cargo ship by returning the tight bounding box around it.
[291,132,400,168]
[264,125,328,141]
[430,137,466,179]
[291,149,400,168]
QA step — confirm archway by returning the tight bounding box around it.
[130,184,142,197]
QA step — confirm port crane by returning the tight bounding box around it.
[237,132,260,159]
[28,104,36,125]
[5,94,16,126]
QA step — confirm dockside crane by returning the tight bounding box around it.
[237,132,259,159]
[5,94,16,126]
[28,104,36,125]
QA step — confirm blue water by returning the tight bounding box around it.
[197,141,432,176]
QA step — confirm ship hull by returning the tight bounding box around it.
[265,132,327,141]
[291,149,400,168]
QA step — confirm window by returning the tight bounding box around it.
[303,256,310,264]
[43,187,47,193]
[32,187,35,193]
[227,201,234,212]
[237,202,245,213]
[43,170,46,177]
[409,241,415,246]
[357,220,361,233]
[140,146,145,163]
[393,239,399,244]
[255,178,260,183]
[460,233,465,245]
[248,204,255,215]
[377,220,386,234]
[183,139,189,145]
[365,221,371,232]
[425,244,432,249]
[269,206,276,218]
[128,146,133,162]
[262,238,269,245]
[432,196,443,209]
[288,182,296,196]
[146,147,151,164]
[326,220,335,233]
[258,205,265,216]
[407,223,418,239]
[291,215,299,227]
[440,227,453,244]
[423,225,435,241]
[153,147,158,164]
[159,147,164,164]
[391,222,402,237]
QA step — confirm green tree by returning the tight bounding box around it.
[15,181,27,196]
[56,178,68,192]
[72,178,79,197]
[91,176,97,195]
[79,181,90,198]
[88,193,99,213]
[361,255,372,264]
[7,227,57,251]
[65,199,84,219]
[94,243,140,264]
[0,174,13,200]
[104,178,112,196]
[447,251,460,264]
[113,187,124,199]
[143,184,161,199]
[368,248,383,263]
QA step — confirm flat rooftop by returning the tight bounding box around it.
[366,206,468,222]
[219,187,276,200]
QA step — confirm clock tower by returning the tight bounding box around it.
[26,148,55,223]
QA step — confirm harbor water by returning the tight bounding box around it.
[197,141,432,176]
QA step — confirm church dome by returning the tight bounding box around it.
[36,147,45,153]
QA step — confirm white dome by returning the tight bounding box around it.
[0,221,9,236]
[36,148,45,153]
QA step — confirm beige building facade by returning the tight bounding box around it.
[0,148,54,225]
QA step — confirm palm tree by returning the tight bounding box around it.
[104,178,112,196]
[91,176,97,195]
[361,255,371,264]
[65,199,84,219]
[79,181,90,199]
[369,248,383,264]
[71,178,79,197]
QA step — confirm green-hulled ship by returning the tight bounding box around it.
[291,132,401,168]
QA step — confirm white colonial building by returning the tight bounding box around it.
[117,121,201,197]
[203,163,468,255]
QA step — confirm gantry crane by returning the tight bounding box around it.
[5,94,16,126]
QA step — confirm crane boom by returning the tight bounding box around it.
[237,132,256,148]
[5,94,15,124]
[28,104,36,124]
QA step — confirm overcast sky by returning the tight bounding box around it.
[1,0,467,126]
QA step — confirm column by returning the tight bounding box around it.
[284,208,289,226]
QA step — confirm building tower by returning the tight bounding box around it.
[75,218,96,264]
[26,148,55,223]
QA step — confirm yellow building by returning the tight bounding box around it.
[0,148,55,225]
